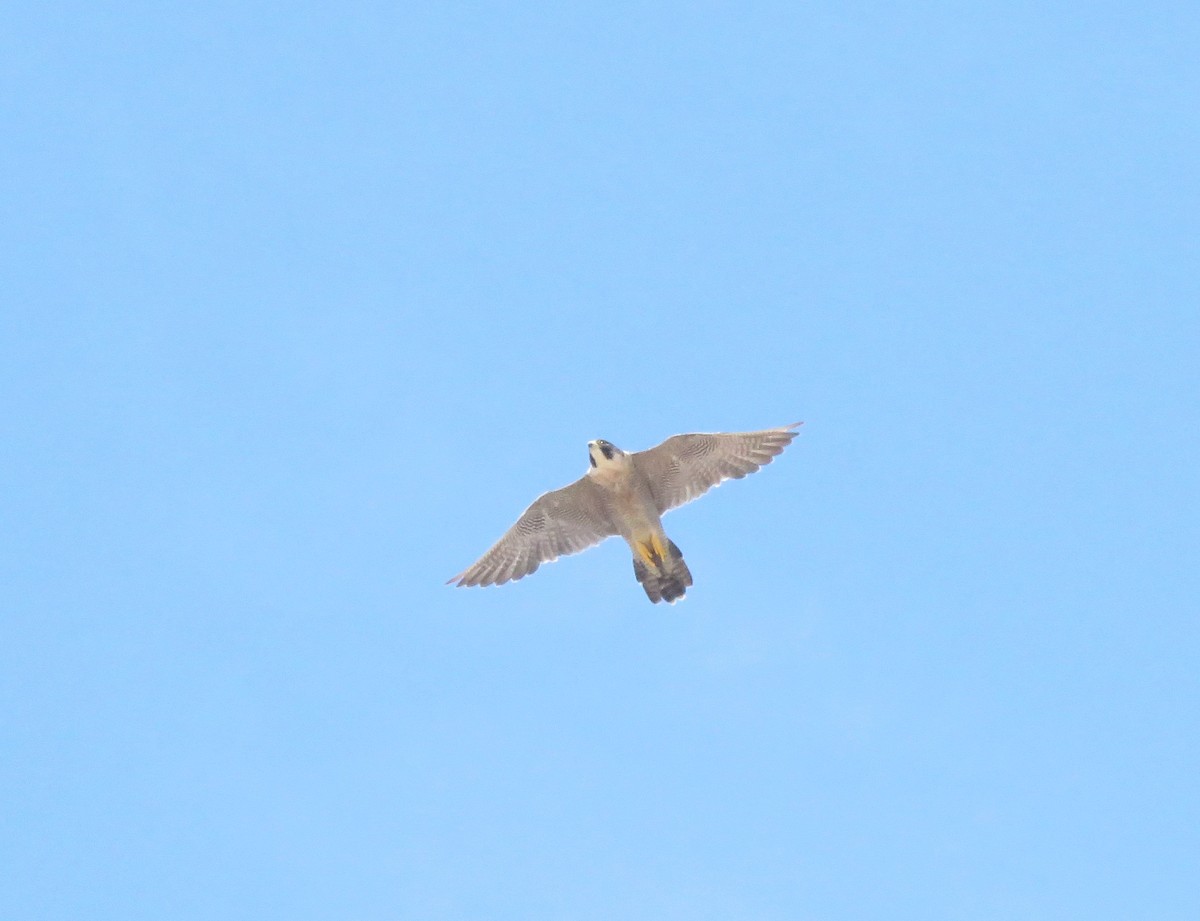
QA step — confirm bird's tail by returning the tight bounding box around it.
[632,536,693,604]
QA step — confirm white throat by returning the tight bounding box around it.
[587,441,630,482]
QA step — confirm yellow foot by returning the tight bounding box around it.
[637,534,670,568]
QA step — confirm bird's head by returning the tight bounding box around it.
[587,439,627,469]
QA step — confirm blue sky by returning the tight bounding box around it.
[3,3,1197,919]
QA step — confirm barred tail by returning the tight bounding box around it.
[632,538,693,604]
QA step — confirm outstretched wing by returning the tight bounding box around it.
[632,423,801,514]
[448,476,618,588]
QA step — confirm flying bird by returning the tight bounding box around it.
[448,423,801,603]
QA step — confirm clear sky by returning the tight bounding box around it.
[3,3,1197,919]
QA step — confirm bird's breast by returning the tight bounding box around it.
[590,467,660,539]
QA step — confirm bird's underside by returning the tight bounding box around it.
[448,422,801,603]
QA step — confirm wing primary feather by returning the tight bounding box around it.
[448,475,618,589]
[631,422,803,514]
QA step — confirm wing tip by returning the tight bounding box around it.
[447,562,542,589]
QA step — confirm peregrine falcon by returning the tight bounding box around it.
[448,423,801,603]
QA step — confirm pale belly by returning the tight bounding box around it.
[590,467,663,543]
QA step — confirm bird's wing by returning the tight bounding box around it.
[448,476,618,587]
[631,423,802,514]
